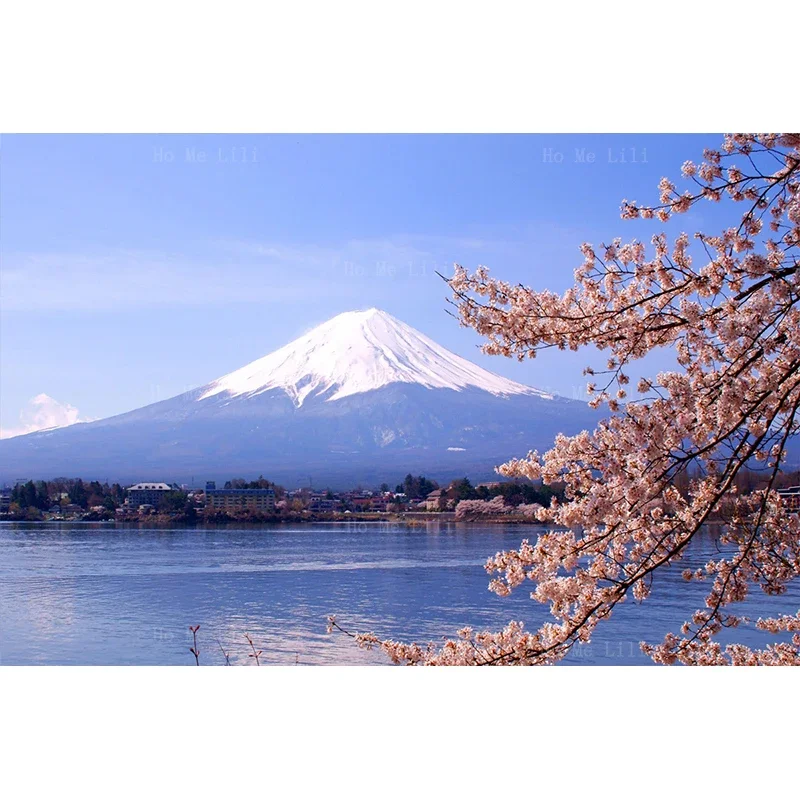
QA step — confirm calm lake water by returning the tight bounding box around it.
[1,520,798,666]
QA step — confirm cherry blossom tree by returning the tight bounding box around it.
[330,133,800,665]
[454,495,542,520]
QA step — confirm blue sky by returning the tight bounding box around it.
[1,133,727,436]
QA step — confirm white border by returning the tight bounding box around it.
[1,1,792,132]
[1,0,796,791]
[1,667,797,796]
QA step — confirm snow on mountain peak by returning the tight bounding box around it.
[198,308,553,407]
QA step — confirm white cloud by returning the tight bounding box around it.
[0,393,92,439]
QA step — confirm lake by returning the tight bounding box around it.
[1,520,798,665]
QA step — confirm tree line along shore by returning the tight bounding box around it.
[3,468,797,525]
[0,473,563,524]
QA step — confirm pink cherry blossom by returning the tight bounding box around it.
[331,134,800,666]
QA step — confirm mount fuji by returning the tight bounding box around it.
[0,309,600,486]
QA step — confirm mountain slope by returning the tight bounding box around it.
[199,308,552,406]
[0,309,600,486]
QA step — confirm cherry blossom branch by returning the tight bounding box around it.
[332,133,800,666]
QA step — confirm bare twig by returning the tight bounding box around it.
[189,625,200,666]
[244,633,262,665]
[216,638,231,666]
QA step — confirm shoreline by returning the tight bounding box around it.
[0,511,550,527]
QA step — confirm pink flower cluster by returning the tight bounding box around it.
[454,496,543,520]
[331,134,800,665]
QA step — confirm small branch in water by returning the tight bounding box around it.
[189,625,200,666]
[216,638,231,666]
[245,633,262,666]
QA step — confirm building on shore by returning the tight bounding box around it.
[369,493,394,512]
[205,481,276,513]
[424,489,444,511]
[126,482,174,508]
[309,493,338,513]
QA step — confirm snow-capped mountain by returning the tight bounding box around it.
[0,309,599,486]
[200,309,552,406]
